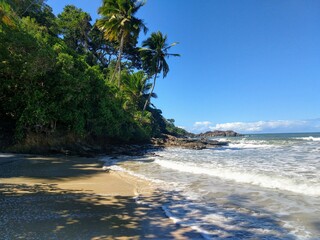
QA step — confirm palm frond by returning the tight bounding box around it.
[162,60,169,78]
[164,42,179,51]
[151,92,158,98]
[167,53,181,57]
[140,31,179,77]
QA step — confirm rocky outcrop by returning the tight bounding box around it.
[197,130,242,138]
[11,132,233,157]
[151,134,228,150]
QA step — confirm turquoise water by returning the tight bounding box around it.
[103,133,320,239]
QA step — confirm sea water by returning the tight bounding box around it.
[102,133,320,239]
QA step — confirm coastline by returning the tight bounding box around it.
[0,153,202,239]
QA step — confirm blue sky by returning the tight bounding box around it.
[47,0,320,133]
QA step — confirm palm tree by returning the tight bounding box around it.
[140,31,180,112]
[121,71,157,110]
[96,0,147,87]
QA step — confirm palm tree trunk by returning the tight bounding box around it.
[111,33,124,87]
[143,72,157,112]
[117,34,124,87]
[21,0,37,15]
[111,56,119,82]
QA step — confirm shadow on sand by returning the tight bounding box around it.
[0,154,102,180]
[0,154,201,239]
[0,183,201,239]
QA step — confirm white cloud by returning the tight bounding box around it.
[194,121,212,127]
[190,119,319,133]
[214,120,307,132]
[192,121,213,132]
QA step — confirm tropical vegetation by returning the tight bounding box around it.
[97,0,148,86]
[0,0,187,150]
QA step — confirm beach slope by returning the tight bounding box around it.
[0,154,201,239]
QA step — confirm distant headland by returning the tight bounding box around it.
[196,130,243,138]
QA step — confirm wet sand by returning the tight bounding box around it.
[0,154,201,239]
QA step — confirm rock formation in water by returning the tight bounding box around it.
[197,130,243,138]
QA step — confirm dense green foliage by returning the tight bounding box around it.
[0,0,185,148]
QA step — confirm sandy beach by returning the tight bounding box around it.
[0,154,201,239]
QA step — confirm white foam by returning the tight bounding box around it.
[154,159,320,196]
[228,142,272,149]
[295,136,320,141]
[161,205,212,240]
[0,154,14,158]
[223,138,275,149]
[105,164,165,184]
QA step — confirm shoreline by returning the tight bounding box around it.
[0,153,202,239]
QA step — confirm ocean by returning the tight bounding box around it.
[102,133,320,239]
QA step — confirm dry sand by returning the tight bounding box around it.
[0,154,202,239]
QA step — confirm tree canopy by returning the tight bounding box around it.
[0,0,184,150]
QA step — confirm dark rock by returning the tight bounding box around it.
[197,130,243,138]
[151,134,229,150]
